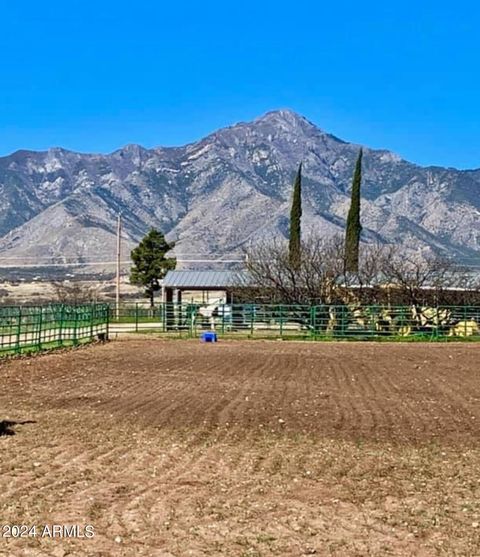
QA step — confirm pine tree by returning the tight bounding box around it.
[130,228,176,307]
[344,149,363,274]
[289,163,302,269]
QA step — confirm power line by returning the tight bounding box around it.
[0,254,244,261]
[0,258,245,269]
[0,261,130,268]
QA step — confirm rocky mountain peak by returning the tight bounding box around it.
[253,108,320,136]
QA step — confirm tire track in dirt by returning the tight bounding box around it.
[363,346,479,442]
[320,344,477,443]
[326,353,374,438]
[82,353,226,426]
[352,346,434,441]
[108,347,314,534]
[65,348,274,530]
[215,347,288,431]
[150,351,257,430]
[343,348,427,441]
[2,341,480,444]
[0,422,130,505]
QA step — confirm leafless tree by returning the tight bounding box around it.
[52,281,100,305]
[379,250,479,306]
[240,236,479,306]
[239,235,346,304]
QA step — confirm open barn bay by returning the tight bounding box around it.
[1,340,480,556]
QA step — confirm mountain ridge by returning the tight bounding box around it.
[0,109,479,274]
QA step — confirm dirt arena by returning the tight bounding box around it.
[1,339,480,556]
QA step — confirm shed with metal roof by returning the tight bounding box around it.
[161,270,249,304]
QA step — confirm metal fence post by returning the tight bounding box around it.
[250,305,254,337]
[15,307,22,354]
[310,306,316,339]
[73,308,78,346]
[135,302,139,333]
[106,304,110,340]
[188,305,192,338]
[37,307,43,350]
[279,305,283,337]
[58,304,65,346]
[90,303,95,341]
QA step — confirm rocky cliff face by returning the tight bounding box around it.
[0,109,479,274]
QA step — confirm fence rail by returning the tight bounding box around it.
[109,302,480,341]
[0,304,109,356]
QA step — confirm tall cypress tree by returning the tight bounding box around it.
[344,149,363,273]
[289,163,302,269]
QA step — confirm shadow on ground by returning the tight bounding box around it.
[0,420,36,436]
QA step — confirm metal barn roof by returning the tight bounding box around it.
[162,270,248,288]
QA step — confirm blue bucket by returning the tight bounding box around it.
[200,331,217,343]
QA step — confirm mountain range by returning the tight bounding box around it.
[0,109,479,276]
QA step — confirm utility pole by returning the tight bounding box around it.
[116,212,122,320]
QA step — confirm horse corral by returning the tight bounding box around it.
[1,338,480,556]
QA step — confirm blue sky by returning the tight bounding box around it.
[1,0,479,168]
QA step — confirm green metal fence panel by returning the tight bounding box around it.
[0,303,109,356]
[106,302,480,341]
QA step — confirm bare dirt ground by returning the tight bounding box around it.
[1,339,480,556]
